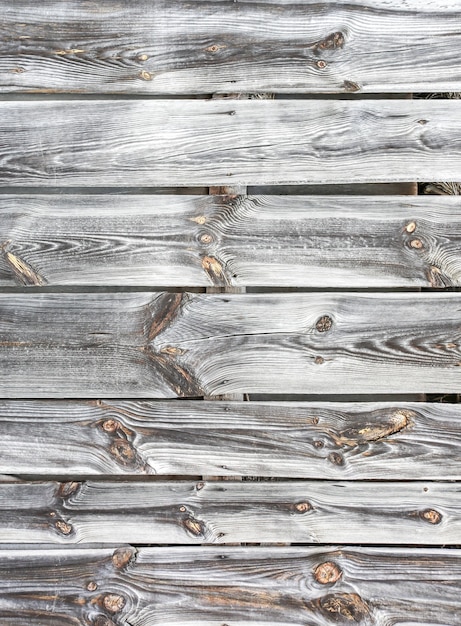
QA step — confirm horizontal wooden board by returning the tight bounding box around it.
[1,400,461,479]
[1,100,461,186]
[2,1,461,93]
[0,479,459,544]
[0,546,461,624]
[1,292,461,397]
[2,194,460,287]
[2,291,461,397]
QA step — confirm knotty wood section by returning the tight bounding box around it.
[0,546,460,624]
[2,100,461,186]
[0,479,458,543]
[1,400,460,479]
[2,194,460,287]
[1,291,461,397]
[2,0,461,94]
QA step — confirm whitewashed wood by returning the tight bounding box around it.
[1,0,461,94]
[1,400,460,479]
[2,194,460,287]
[1,291,461,397]
[1,100,461,186]
[0,479,457,544]
[0,546,460,625]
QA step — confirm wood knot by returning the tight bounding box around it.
[139,70,152,81]
[103,593,126,614]
[317,31,345,50]
[316,316,333,332]
[196,481,205,491]
[328,452,344,466]
[420,509,442,525]
[87,581,98,591]
[343,80,360,92]
[200,233,213,244]
[138,54,148,61]
[405,221,416,233]
[183,516,205,537]
[314,561,343,585]
[109,439,136,465]
[93,617,116,626]
[55,520,73,535]
[314,356,325,365]
[318,593,369,621]
[102,419,119,433]
[316,60,327,69]
[112,547,136,570]
[58,481,81,499]
[410,239,423,249]
[295,501,311,513]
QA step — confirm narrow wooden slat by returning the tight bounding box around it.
[2,0,461,94]
[1,400,460,479]
[0,479,458,544]
[1,100,461,186]
[1,291,460,397]
[0,545,460,624]
[2,194,460,287]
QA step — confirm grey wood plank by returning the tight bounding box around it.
[2,0,461,94]
[1,100,461,186]
[2,194,460,287]
[1,400,461,479]
[0,545,460,624]
[1,291,461,397]
[0,546,461,625]
[0,479,459,544]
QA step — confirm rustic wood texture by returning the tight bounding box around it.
[1,400,461,479]
[0,545,460,624]
[0,479,458,544]
[1,100,461,186]
[2,0,461,94]
[2,194,460,287]
[1,291,461,397]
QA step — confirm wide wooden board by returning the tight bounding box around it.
[2,194,460,287]
[1,291,461,397]
[1,400,461,479]
[0,546,460,624]
[1,100,461,185]
[0,479,458,544]
[1,0,461,94]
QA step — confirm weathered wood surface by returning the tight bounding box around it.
[2,100,461,186]
[0,545,460,625]
[2,194,460,287]
[2,0,461,94]
[1,400,461,479]
[0,479,458,544]
[1,292,461,397]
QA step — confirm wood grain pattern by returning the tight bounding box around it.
[1,400,461,479]
[2,194,460,287]
[0,545,460,624]
[1,100,461,186]
[1,0,461,94]
[0,479,458,544]
[1,291,461,397]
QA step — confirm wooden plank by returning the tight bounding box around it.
[1,400,461,479]
[0,479,459,544]
[2,194,460,288]
[1,100,461,186]
[2,1,461,94]
[1,291,461,397]
[0,546,460,625]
